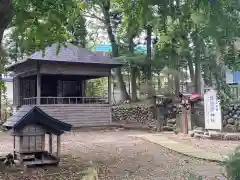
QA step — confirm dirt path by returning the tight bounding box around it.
[162,132,239,156]
[0,130,225,179]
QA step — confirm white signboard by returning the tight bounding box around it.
[204,90,222,130]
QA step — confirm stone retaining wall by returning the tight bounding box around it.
[111,106,155,127]
[222,104,240,132]
[111,103,240,133]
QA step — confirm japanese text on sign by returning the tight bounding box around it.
[204,90,222,130]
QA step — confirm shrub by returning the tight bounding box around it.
[225,148,240,180]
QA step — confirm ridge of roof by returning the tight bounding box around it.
[7,43,123,71]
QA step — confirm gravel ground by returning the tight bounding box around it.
[0,130,225,179]
[162,132,239,156]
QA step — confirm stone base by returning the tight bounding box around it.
[191,130,240,141]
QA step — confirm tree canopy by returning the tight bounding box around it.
[1,0,240,102]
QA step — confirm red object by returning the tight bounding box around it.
[189,93,202,102]
[190,93,200,100]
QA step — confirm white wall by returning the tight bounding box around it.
[4,81,13,103]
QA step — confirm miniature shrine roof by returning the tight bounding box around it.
[7,43,123,71]
[3,106,72,135]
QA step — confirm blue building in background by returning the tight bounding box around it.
[234,72,240,83]
[94,44,112,52]
[225,69,240,84]
[94,44,147,54]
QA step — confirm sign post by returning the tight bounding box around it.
[180,95,191,134]
[204,90,222,131]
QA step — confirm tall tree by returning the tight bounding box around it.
[101,0,130,100]
[81,0,131,101]
[0,0,12,44]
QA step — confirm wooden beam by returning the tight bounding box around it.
[13,77,19,107]
[13,69,37,78]
[36,61,41,105]
[108,73,112,104]
[49,134,52,154]
[56,135,60,158]
[40,63,110,76]
[13,135,16,159]
[81,80,86,97]
[19,136,23,164]
[41,135,45,152]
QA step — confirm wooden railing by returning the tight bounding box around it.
[22,97,108,105]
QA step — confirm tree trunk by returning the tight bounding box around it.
[192,32,202,93]
[174,56,180,95]
[203,65,212,86]
[187,53,195,82]
[145,25,152,81]
[0,0,13,44]
[101,1,130,101]
[130,67,138,101]
[157,74,161,92]
[128,36,138,101]
[194,60,201,93]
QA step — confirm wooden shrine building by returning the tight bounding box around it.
[4,43,122,128]
[7,106,72,165]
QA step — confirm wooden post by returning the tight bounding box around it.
[56,135,60,158]
[13,135,16,159]
[187,108,192,131]
[19,136,23,164]
[49,134,52,154]
[13,135,15,150]
[156,106,164,132]
[176,112,182,132]
[13,76,21,107]
[41,135,45,151]
[108,73,112,104]
[81,80,86,97]
[183,107,188,134]
[36,61,41,105]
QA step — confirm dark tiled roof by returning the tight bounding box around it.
[4,106,72,135]
[7,43,122,70]
[4,106,32,127]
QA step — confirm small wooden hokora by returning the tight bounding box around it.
[3,106,72,167]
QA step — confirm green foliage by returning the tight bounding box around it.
[86,78,107,97]
[224,148,240,180]
[0,47,6,66]
[0,47,7,89]
[66,13,87,47]
[11,0,78,54]
[3,0,240,101]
